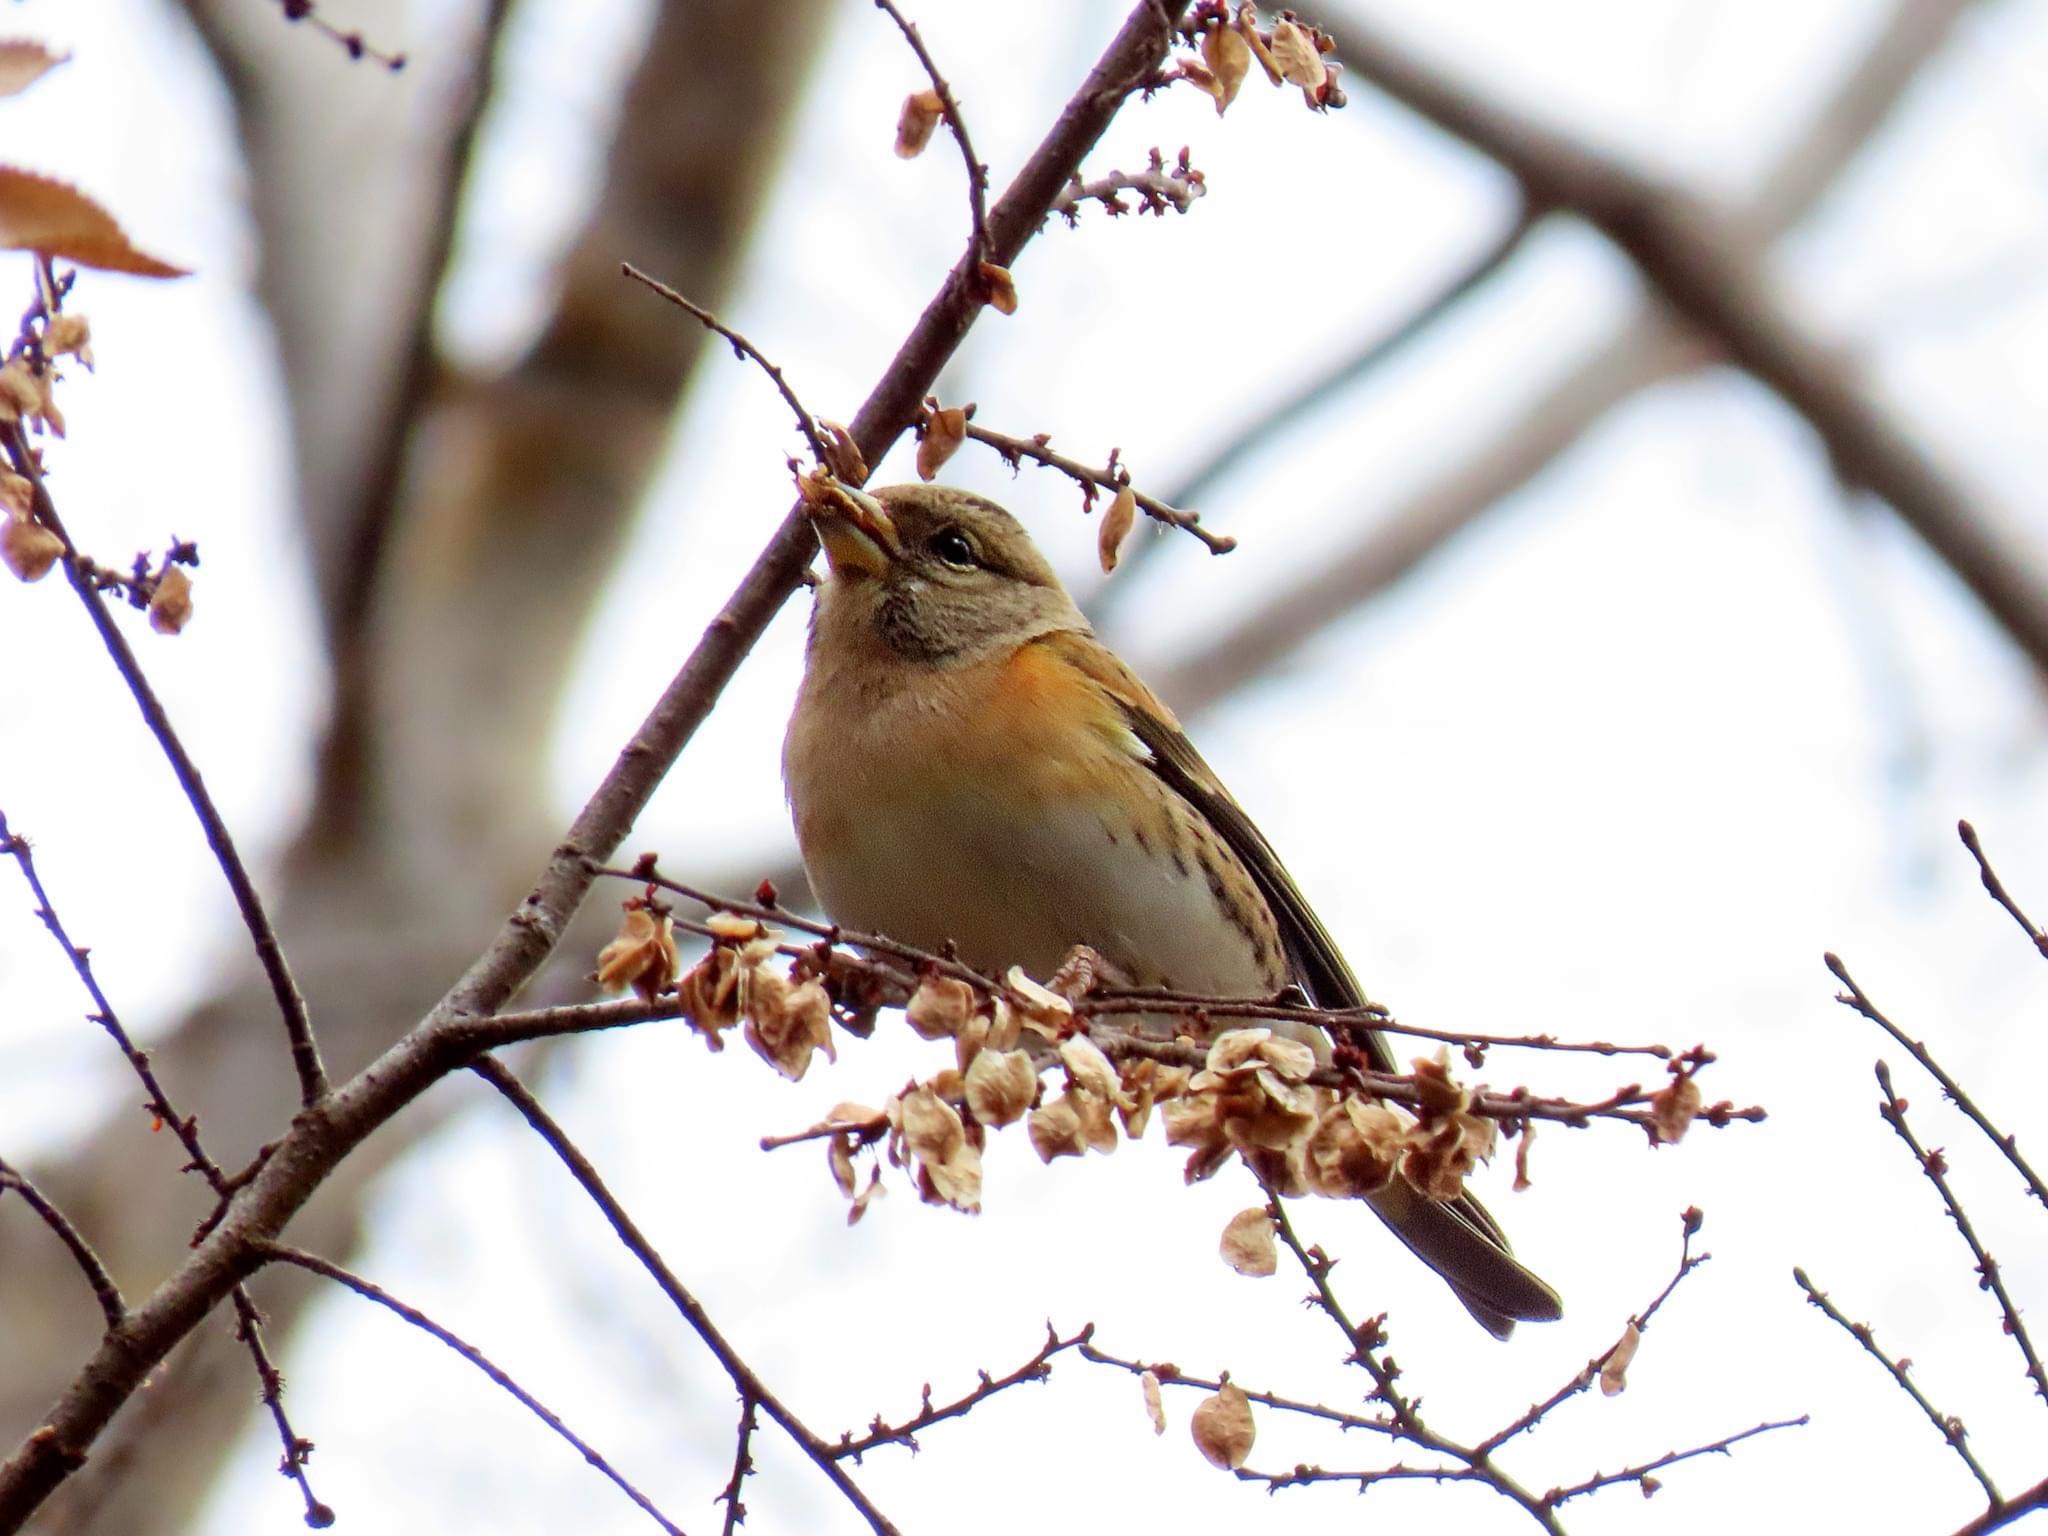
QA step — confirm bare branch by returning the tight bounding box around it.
[1542,1417,1810,1508]
[229,1288,332,1528]
[1957,820,2048,959]
[1873,1062,2047,1407]
[1794,1266,2001,1504]
[1950,1475,2048,1536]
[1826,953,2048,1212]
[832,1324,1088,1461]
[0,1158,124,1331]
[1327,6,2048,674]
[254,1243,685,1535]
[469,1058,900,1536]
[874,0,990,261]
[718,1396,757,1536]
[621,264,832,467]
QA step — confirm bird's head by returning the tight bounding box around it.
[804,481,1087,665]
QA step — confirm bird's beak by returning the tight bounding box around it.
[805,481,898,579]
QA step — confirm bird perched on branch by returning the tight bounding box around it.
[783,479,1559,1337]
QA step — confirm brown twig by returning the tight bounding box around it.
[269,0,407,69]
[0,1158,124,1330]
[1957,820,2048,958]
[1950,1474,2048,1536]
[1825,953,2048,1212]
[1,278,327,1109]
[470,1057,901,1536]
[833,1324,1088,1461]
[944,410,1237,554]
[873,0,990,261]
[1476,1208,1708,1458]
[1076,1344,1402,1437]
[620,264,833,468]
[231,1289,333,1529]
[1541,1417,1810,1508]
[1794,1266,2001,1503]
[253,1243,685,1535]
[1873,1062,2047,1407]
[1329,5,2048,676]
[718,1395,758,1536]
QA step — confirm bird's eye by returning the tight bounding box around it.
[927,528,977,567]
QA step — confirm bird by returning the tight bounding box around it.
[783,479,1561,1337]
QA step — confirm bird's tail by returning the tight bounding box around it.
[1366,1179,1563,1340]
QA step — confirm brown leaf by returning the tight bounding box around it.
[1190,1381,1255,1469]
[965,1047,1036,1128]
[1265,19,1326,91]
[907,972,977,1040]
[1200,23,1250,115]
[2,514,61,582]
[1237,5,1284,86]
[815,420,867,484]
[917,405,968,481]
[978,261,1018,316]
[1649,1073,1702,1144]
[0,41,67,97]
[1027,1093,1087,1162]
[1140,1370,1167,1435]
[0,169,187,277]
[1219,1207,1277,1277]
[894,87,944,159]
[1097,484,1136,573]
[1600,1322,1642,1396]
[742,969,835,1081]
[0,470,31,517]
[147,565,193,635]
[595,907,678,1000]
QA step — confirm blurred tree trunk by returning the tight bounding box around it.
[0,1,829,1529]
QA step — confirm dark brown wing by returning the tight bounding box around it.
[1060,638,1560,1335]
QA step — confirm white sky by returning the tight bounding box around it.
[5,0,2048,1532]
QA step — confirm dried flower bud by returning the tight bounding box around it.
[965,1047,1036,1128]
[895,87,944,158]
[146,565,194,633]
[1027,1092,1087,1162]
[816,420,867,484]
[978,261,1018,316]
[891,1083,980,1212]
[1237,5,1283,85]
[1200,20,1251,114]
[1513,1122,1536,1191]
[907,972,978,1040]
[1600,1322,1641,1396]
[1140,1370,1167,1435]
[743,969,835,1081]
[1006,966,1073,1029]
[676,946,742,1048]
[43,312,90,365]
[828,1132,858,1198]
[1266,19,1326,95]
[0,360,39,422]
[1097,484,1136,573]
[918,404,968,480]
[596,907,678,1000]
[3,514,62,582]
[0,470,30,517]
[1190,1381,1255,1469]
[1058,1034,1122,1104]
[1649,1073,1702,1145]
[1306,1097,1404,1198]
[1219,1207,1277,1277]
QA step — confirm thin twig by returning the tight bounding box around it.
[1542,1417,1810,1508]
[266,0,407,69]
[254,1244,685,1535]
[1077,1343,1402,1437]
[0,1158,124,1330]
[1478,1208,1709,1458]
[1957,820,2048,958]
[1,278,326,1108]
[1794,1266,2001,1503]
[1826,953,2048,1211]
[470,1058,901,1536]
[946,411,1237,554]
[231,1289,333,1529]
[1874,1062,2048,1407]
[833,1324,1087,1461]
[621,265,831,467]
[874,0,990,260]
[718,1396,757,1536]
[1049,150,1206,223]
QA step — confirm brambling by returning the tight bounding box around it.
[783,481,1560,1337]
